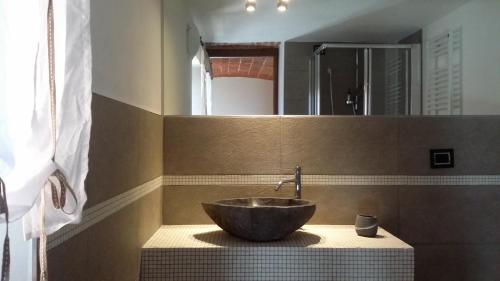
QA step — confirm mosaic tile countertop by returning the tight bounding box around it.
[140,225,414,281]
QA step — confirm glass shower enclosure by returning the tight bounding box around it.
[309,44,421,116]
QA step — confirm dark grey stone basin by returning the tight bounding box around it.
[202,197,316,242]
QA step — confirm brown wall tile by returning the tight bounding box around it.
[414,244,500,281]
[281,117,399,174]
[399,186,500,244]
[86,94,163,207]
[164,117,281,175]
[398,117,500,175]
[163,185,284,224]
[284,42,315,115]
[137,109,164,185]
[163,185,399,234]
[305,186,399,234]
[159,115,500,281]
[48,231,89,281]
[137,188,163,243]
[87,204,140,281]
[86,94,140,207]
[48,94,163,281]
[53,113,500,281]
[164,116,500,176]
[48,189,162,281]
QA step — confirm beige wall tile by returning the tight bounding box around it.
[164,117,281,175]
[281,117,399,174]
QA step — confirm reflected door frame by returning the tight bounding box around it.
[206,44,280,115]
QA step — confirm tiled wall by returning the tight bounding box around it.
[48,94,164,281]
[283,42,315,115]
[163,116,500,281]
[164,116,500,175]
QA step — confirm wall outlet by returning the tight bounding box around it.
[430,149,454,168]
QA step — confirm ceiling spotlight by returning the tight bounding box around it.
[245,0,256,12]
[277,0,288,12]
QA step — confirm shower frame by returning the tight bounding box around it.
[309,43,421,116]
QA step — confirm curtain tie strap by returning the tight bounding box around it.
[47,170,78,215]
[0,178,10,281]
[39,187,48,281]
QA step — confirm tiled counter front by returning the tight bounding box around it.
[140,225,414,281]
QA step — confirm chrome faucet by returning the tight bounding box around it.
[275,165,302,199]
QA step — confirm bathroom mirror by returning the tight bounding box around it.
[187,0,499,116]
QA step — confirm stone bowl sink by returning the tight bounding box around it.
[202,197,316,242]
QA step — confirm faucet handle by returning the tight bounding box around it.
[274,181,283,191]
[276,166,302,199]
[295,165,301,176]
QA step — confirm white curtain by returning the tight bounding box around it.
[0,0,91,239]
[199,47,212,115]
[202,66,213,115]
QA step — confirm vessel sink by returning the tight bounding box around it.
[202,197,316,241]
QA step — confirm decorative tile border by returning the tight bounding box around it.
[163,175,500,186]
[49,174,500,249]
[163,175,286,186]
[47,176,163,250]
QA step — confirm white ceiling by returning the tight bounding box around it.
[189,0,471,43]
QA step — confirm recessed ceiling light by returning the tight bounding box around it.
[245,0,256,12]
[277,0,288,12]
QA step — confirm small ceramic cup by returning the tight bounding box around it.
[355,214,378,237]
